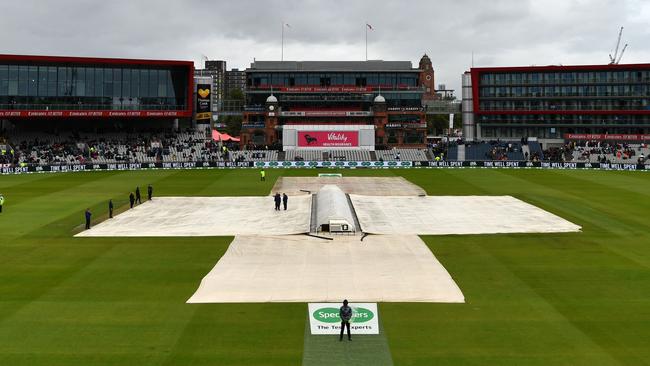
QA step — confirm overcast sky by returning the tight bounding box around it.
[2,0,649,92]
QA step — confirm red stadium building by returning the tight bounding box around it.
[241,58,435,150]
[0,54,193,125]
[462,63,650,143]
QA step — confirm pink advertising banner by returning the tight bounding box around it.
[297,131,359,148]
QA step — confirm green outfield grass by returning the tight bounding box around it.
[0,169,649,365]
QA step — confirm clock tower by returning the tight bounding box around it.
[419,54,436,101]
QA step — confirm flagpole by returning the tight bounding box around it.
[281,21,284,61]
[365,23,368,61]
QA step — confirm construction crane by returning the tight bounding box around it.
[609,27,629,65]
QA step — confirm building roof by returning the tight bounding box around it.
[469,63,650,73]
[248,60,418,72]
[0,54,193,67]
[266,94,278,103]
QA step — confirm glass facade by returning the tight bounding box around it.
[248,72,419,89]
[472,67,650,138]
[242,65,427,147]
[0,63,189,111]
[477,69,650,112]
[246,71,423,109]
[479,114,650,137]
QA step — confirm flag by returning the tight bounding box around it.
[366,23,373,30]
[285,23,291,28]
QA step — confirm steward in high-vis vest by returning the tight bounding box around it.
[0,194,4,213]
[260,169,266,182]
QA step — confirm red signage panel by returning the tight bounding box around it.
[564,133,650,141]
[0,110,192,118]
[282,86,374,93]
[297,131,359,147]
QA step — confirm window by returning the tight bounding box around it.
[94,68,104,97]
[113,68,122,98]
[47,67,57,97]
[103,68,113,97]
[7,65,18,96]
[140,69,150,97]
[295,73,307,85]
[307,74,319,85]
[149,69,159,98]
[0,65,8,96]
[367,73,378,85]
[27,66,38,96]
[86,67,95,96]
[319,76,330,87]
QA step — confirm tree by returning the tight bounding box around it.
[228,88,245,101]
[220,115,243,137]
[426,114,461,135]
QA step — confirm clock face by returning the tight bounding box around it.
[268,105,275,111]
[426,75,432,81]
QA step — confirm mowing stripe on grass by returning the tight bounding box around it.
[302,311,393,366]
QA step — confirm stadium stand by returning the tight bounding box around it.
[230,150,278,162]
[285,150,324,161]
[375,149,428,161]
[3,129,236,165]
[446,144,459,161]
[527,141,544,161]
[2,129,648,165]
[284,149,374,161]
[569,141,648,164]
[464,142,492,161]
[327,149,373,161]
[463,141,525,161]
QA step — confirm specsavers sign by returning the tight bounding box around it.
[308,303,379,335]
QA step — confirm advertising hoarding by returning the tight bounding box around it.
[297,131,359,148]
[195,84,212,121]
[308,303,379,335]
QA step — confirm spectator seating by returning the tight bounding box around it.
[285,150,324,161]
[376,149,428,161]
[327,150,373,161]
[528,141,544,161]
[5,129,646,165]
[230,150,278,162]
[464,143,492,161]
[445,145,458,161]
[464,142,525,161]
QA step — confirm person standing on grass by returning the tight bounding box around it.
[109,199,114,218]
[339,299,352,341]
[135,186,142,204]
[282,193,288,211]
[147,184,153,200]
[0,194,4,213]
[85,208,92,230]
[129,192,135,208]
[260,169,266,182]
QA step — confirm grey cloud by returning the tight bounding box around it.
[1,0,648,92]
